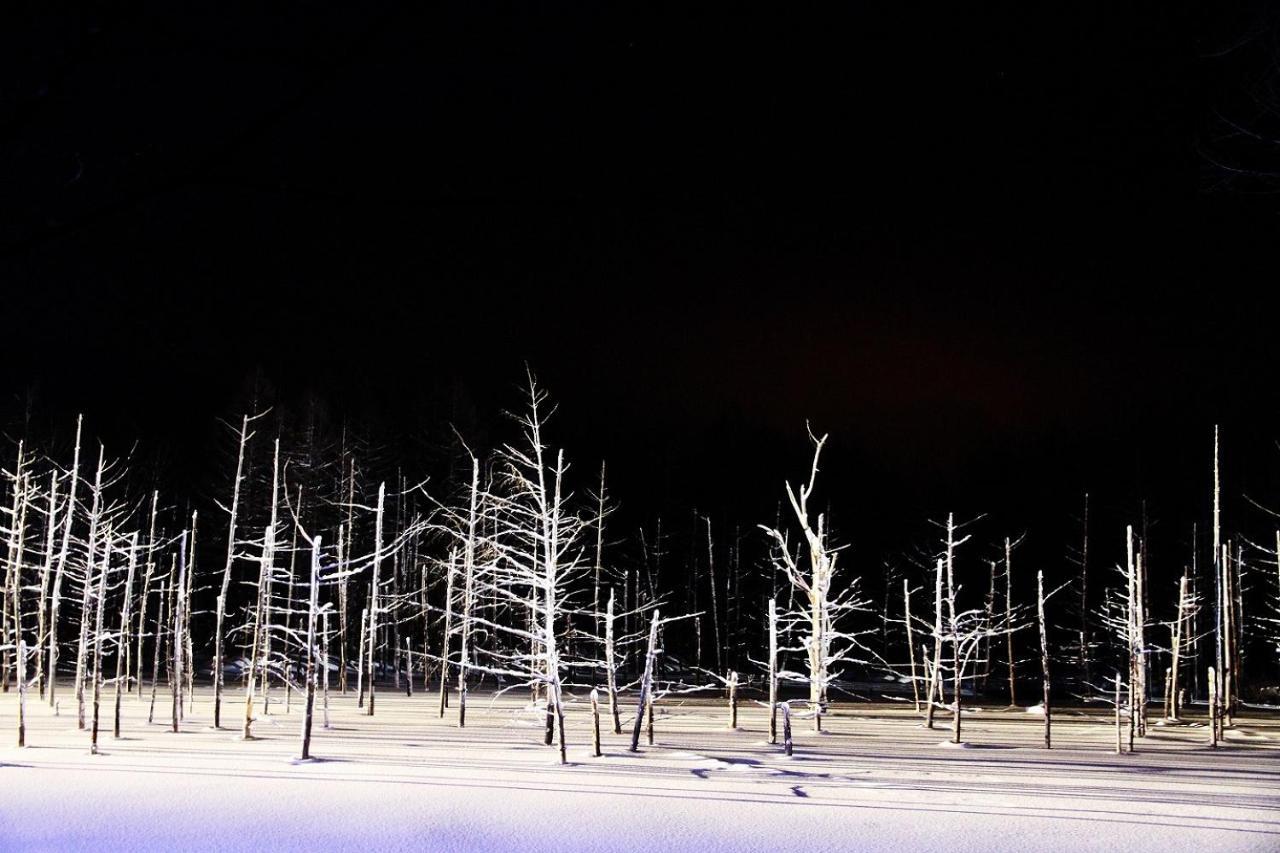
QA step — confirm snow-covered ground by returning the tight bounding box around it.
[2,684,1278,852]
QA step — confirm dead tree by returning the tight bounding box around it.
[760,430,869,733]
[1004,535,1017,706]
[590,687,602,757]
[456,458,479,728]
[605,588,622,734]
[16,638,28,746]
[242,440,280,740]
[133,491,159,698]
[112,533,139,738]
[436,549,455,717]
[75,445,107,729]
[767,596,778,742]
[90,525,111,754]
[924,558,944,729]
[1037,569,1051,749]
[213,413,258,729]
[629,609,660,752]
[726,670,738,729]
[904,578,920,711]
[364,482,386,716]
[299,533,321,761]
[47,416,83,707]
[171,529,189,734]
[34,469,58,698]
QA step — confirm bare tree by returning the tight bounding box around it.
[760,430,869,733]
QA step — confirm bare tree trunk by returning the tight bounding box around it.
[768,597,778,743]
[1135,552,1147,736]
[2,445,26,696]
[284,513,298,715]
[171,531,189,734]
[727,670,738,729]
[365,483,386,717]
[947,516,961,744]
[242,441,279,740]
[781,701,793,756]
[925,558,943,729]
[134,491,158,698]
[337,523,348,695]
[214,415,251,730]
[321,611,331,729]
[47,416,82,708]
[404,638,413,697]
[646,690,654,745]
[605,589,621,734]
[300,535,321,761]
[1169,574,1187,721]
[1207,666,1218,748]
[590,687,602,757]
[437,551,455,718]
[457,459,478,728]
[593,462,606,673]
[1005,536,1016,706]
[148,555,173,725]
[113,534,139,738]
[17,639,28,746]
[904,579,919,712]
[1114,672,1123,754]
[182,513,197,719]
[90,526,109,754]
[34,470,58,699]
[1037,569,1051,749]
[1076,494,1090,696]
[706,517,723,675]
[76,446,106,729]
[629,609,660,752]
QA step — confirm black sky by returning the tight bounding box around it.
[3,2,1278,578]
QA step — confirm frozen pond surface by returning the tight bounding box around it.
[2,684,1278,852]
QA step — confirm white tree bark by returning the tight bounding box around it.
[47,416,81,707]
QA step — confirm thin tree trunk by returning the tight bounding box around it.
[437,550,455,717]
[629,609,660,752]
[243,441,279,739]
[1114,672,1123,754]
[590,687,602,757]
[113,534,139,738]
[925,558,943,729]
[768,597,778,743]
[214,415,250,730]
[1207,666,1218,748]
[365,483,385,717]
[134,491,158,698]
[75,446,106,729]
[1037,569,1051,749]
[457,459,478,728]
[300,535,320,761]
[171,531,188,734]
[605,589,621,734]
[148,555,173,725]
[1005,536,1016,706]
[321,611,331,729]
[47,415,82,708]
[904,579,919,712]
[34,470,58,699]
[1169,574,1186,721]
[17,639,27,746]
[90,526,109,754]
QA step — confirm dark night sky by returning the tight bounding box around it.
[3,2,1279,581]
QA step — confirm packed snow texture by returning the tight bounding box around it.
[2,685,1278,852]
